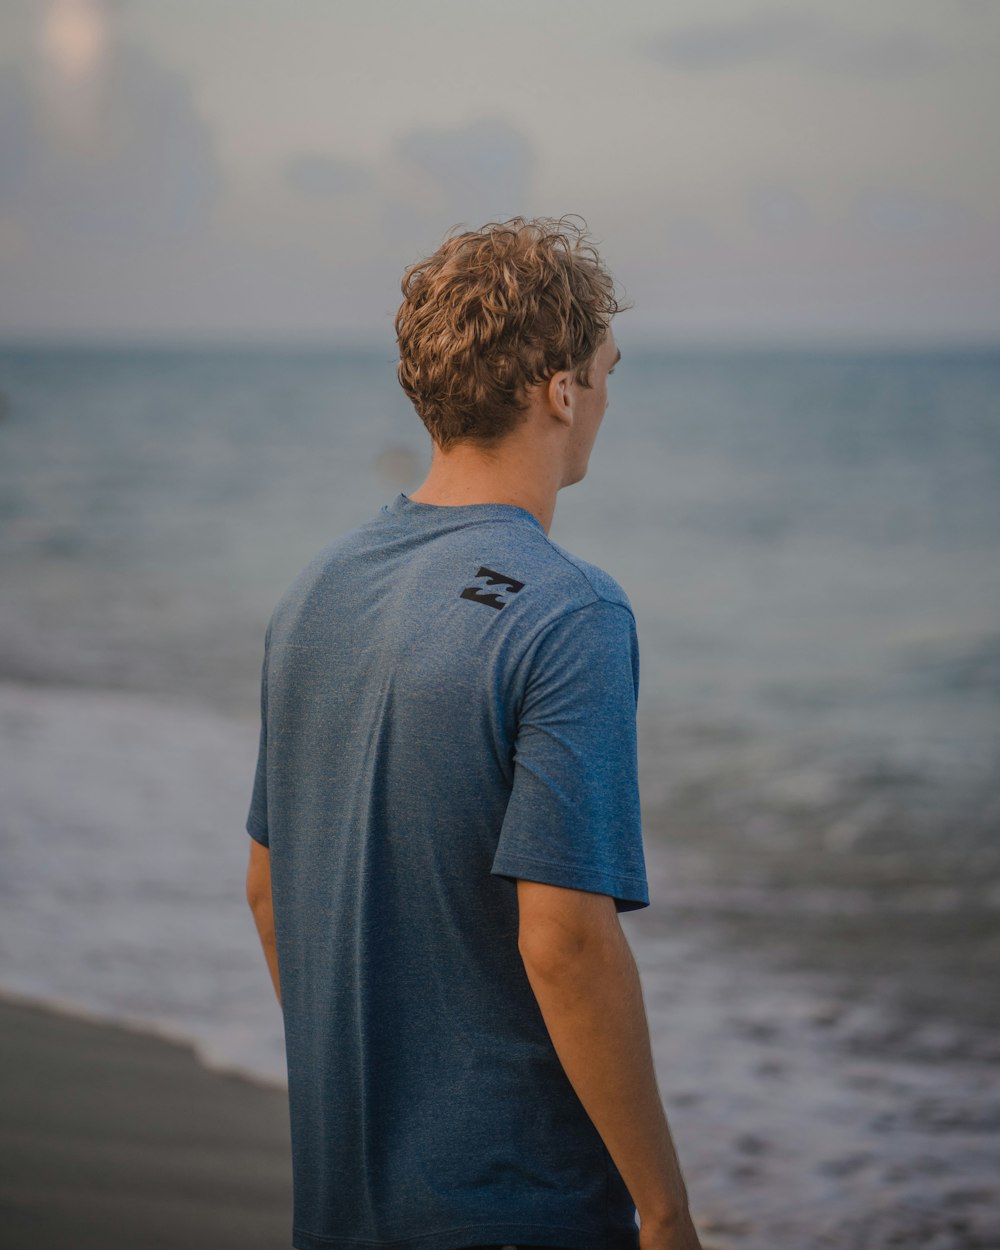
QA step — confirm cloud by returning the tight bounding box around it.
[283,154,373,198]
[393,117,535,224]
[956,0,1000,17]
[275,119,537,268]
[0,40,220,249]
[850,187,975,235]
[0,68,37,207]
[646,9,946,78]
[744,182,814,236]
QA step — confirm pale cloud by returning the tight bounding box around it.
[0,68,36,208]
[280,117,538,256]
[392,118,536,227]
[646,8,947,78]
[284,154,374,198]
[743,182,814,237]
[850,187,977,236]
[0,41,219,248]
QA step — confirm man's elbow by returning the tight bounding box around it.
[246,875,265,915]
[246,872,272,917]
[518,926,613,987]
[516,881,621,982]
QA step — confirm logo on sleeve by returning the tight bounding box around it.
[459,566,525,611]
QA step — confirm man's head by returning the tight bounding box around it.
[395,216,625,451]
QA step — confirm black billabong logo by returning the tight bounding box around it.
[460,566,525,611]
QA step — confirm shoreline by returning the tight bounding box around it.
[0,993,293,1250]
[0,984,288,1091]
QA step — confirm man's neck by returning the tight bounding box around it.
[409,434,562,535]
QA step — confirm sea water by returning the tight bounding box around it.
[3,344,998,730]
[1,343,998,1244]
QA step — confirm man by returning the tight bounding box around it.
[246,216,702,1250]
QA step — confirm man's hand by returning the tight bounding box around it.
[517,880,701,1246]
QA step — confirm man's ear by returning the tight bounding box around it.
[546,370,574,427]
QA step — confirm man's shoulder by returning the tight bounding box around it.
[439,522,635,632]
[265,515,383,628]
[539,538,634,617]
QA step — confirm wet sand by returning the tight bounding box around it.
[0,994,292,1250]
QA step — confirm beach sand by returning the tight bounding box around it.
[0,994,292,1250]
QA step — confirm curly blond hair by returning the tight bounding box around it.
[395,216,626,449]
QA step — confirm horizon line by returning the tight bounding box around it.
[1,332,998,356]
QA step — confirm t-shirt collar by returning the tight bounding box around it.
[383,492,545,533]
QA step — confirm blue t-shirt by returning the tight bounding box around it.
[247,493,649,1250]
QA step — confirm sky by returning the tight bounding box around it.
[1,0,998,345]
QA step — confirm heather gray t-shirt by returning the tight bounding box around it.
[247,493,649,1250]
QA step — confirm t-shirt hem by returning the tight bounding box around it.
[490,851,649,910]
[246,817,269,847]
[292,1220,637,1250]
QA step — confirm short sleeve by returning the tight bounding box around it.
[246,625,271,847]
[491,600,649,912]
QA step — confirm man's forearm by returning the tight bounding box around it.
[519,917,694,1233]
[247,842,282,1005]
[251,902,282,1004]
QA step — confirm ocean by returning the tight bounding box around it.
[1,342,998,1247]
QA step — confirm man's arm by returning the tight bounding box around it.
[246,839,281,1004]
[517,879,701,1250]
